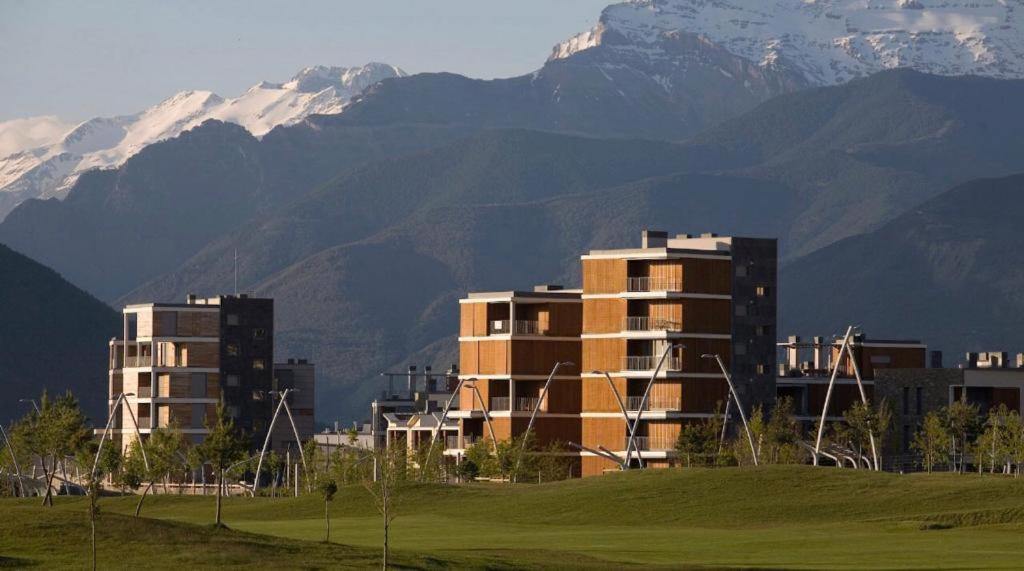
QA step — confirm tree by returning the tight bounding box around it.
[195,406,249,527]
[1005,411,1024,477]
[148,427,186,494]
[838,400,890,469]
[733,405,765,466]
[913,411,948,473]
[974,405,1012,474]
[763,397,803,464]
[676,416,719,467]
[946,400,981,473]
[363,446,406,569]
[11,391,91,506]
[318,478,338,543]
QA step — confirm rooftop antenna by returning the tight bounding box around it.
[233,248,238,295]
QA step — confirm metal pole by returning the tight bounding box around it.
[513,362,571,481]
[706,354,758,466]
[470,386,498,453]
[843,339,880,471]
[425,378,467,458]
[624,344,679,469]
[252,389,289,495]
[717,396,732,455]
[814,326,854,465]
[600,371,634,469]
[121,393,149,470]
[92,393,123,477]
[281,399,307,474]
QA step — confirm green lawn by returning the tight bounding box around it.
[3,466,1024,569]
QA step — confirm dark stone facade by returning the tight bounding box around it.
[730,237,778,414]
[217,295,275,449]
[874,368,962,454]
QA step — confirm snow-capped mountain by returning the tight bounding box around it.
[551,0,1024,86]
[0,63,404,219]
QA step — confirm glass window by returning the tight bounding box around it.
[226,374,240,387]
[226,343,240,357]
[735,265,747,278]
[226,314,239,326]
[735,305,747,317]
[915,387,923,415]
[253,359,266,371]
[253,328,267,340]
[755,286,770,297]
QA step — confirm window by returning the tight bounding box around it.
[158,311,178,336]
[915,387,923,415]
[226,313,239,326]
[755,325,770,337]
[902,425,911,453]
[253,328,267,340]
[226,343,240,357]
[734,343,747,356]
[756,363,767,375]
[735,305,747,317]
[226,405,240,419]
[735,265,747,278]
[191,404,206,429]
[902,386,910,415]
[226,374,239,387]
[253,359,266,371]
[755,286,770,297]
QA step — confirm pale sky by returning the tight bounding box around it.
[0,0,610,122]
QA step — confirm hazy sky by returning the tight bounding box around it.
[0,0,610,122]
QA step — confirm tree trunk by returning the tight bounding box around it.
[135,481,154,517]
[215,470,223,526]
[91,510,97,571]
[383,517,389,570]
[324,500,330,543]
[41,462,56,507]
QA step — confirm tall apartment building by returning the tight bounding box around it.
[578,231,777,476]
[452,286,583,473]
[107,294,275,453]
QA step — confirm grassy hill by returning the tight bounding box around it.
[4,466,1024,569]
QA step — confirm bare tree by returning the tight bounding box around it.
[196,405,248,526]
[362,447,405,569]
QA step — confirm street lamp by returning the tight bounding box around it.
[18,399,40,413]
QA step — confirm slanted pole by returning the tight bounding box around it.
[843,340,880,471]
[707,354,758,466]
[426,378,467,454]
[253,389,290,495]
[513,362,571,481]
[469,385,498,453]
[814,326,854,465]
[624,344,680,469]
[717,396,733,455]
[281,399,307,475]
[600,371,634,470]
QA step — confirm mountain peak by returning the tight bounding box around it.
[283,63,406,94]
[550,0,1024,86]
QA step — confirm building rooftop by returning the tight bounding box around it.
[582,230,772,259]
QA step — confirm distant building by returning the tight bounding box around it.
[877,351,1024,455]
[106,294,312,454]
[370,365,460,450]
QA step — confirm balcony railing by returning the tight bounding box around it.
[489,397,510,411]
[623,355,682,372]
[631,436,675,452]
[488,319,540,335]
[625,395,681,411]
[625,316,682,332]
[626,276,681,293]
[124,355,152,368]
[514,396,541,412]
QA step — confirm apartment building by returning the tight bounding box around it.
[370,365,459,450]
[107,294,277,453]
[452,286,583,474]
[578,231,777,476]
[777,333,929,426]
[878,351,1024,455]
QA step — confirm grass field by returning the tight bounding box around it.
[3,465,1024,569]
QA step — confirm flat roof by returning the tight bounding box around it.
[462,289,582,302]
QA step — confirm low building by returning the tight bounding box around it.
[370,365,459,450]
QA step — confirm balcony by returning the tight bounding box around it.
[625,316,682,332]
[445,435,461,450]
[631,436,675,452]
[124,355,152,368]
[136,417,151,428]
[623,355,682,372]
[514,396,541,412]
[488,319,540,335]
[137,386,152,398]
[626,276,681,293]
[625,395,681,412]
[489,397,510,411]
